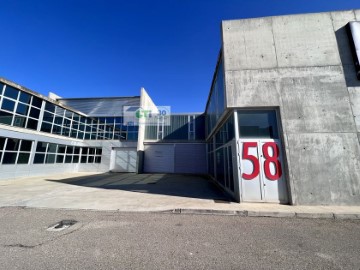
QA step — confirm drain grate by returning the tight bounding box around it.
[47,220,77,232]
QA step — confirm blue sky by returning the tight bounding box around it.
[1,0,360,112]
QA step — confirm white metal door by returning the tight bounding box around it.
[110,147,137,172]
[144,144,174,173]
[238,139,288,203]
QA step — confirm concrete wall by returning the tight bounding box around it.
[222,10,360,205]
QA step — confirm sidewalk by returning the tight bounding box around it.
[0,172,359,220]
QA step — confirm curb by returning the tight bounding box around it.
[168,208,360,220]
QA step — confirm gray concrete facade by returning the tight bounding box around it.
[221,10,360,205]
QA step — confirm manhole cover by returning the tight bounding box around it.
[47,220,77,232]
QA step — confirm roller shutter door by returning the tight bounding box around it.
[174,144,206,174]
[144,144,175,173]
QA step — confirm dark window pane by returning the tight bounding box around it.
[20,140,32,151]
[4,86,19,99]
[52,125,62,135]
[66,146,74,154]
[115,117,123,124]
[2,152,17,164]
[47,143,57,153]
[80,117,86,124]
[63,118,71,128]
[41,122,52,133]
[95,156,101,163]
[29,107,40,118]
[79,124,85,132]
[31,96,42,108]
[65,110,73,119]
[55,107,65,115]
[16,103,29,115]
[0,111,13,125]
[81,155,87,163]
[0,151,2,162]
[13,116,26,128]
[62,127,70,136]
[72,155,79,163]
[82,147,88,155]
[56,155,64,163]
[96,148,102,155]
[26,118,38,130]
[36,142,47,152]
[77,131,84,139]
[238,110,279,139]
[73,114,80,122]
[19,92,31,104]
[45,102,55,112]
[17,153,30,164]
[58,145,66,153]
[34,153,45,164]
[65,155,72,163]
[74,147,80,154]
[0,82,4,92]
[89,148,95,155]
[6,138,20,151]
[1,98,15,112]
[45,154,55,164]
[88,156,94,163]
[84,133,90,140]
[70,130,77,138]
[0,137,5,150]
[54,116,63,125]
[43,112,54,122]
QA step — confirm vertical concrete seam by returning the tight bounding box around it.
[270,17,279,68]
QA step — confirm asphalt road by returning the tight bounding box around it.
[0,207,359,270]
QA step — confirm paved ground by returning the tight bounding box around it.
[0,172,360,218]
[0,207,359,270]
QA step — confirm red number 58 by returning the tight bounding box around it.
[241,142,282,181]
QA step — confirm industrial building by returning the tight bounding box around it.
[1,9,360,206]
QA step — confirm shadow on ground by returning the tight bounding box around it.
[46,173,232,202]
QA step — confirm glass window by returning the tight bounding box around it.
[52,125,62,134]
[17,153,30,164]
[95,156,101,163]
[58,145,66,154]
[81,155,87,163]
[34,153,45,164]
[19,92,31,104]
[89,148,95,155]
[41,122,52,133]
[1,98,16,112]
[47,143,57,153]
[29,107,40,118]
[26,118,38,130]
[4,86,19,100]
[45,102,55,112]
[54,116,63,125]
[62,127,70,136]
[66,146,74,154]
[20,140,32,151]
[56,155,64,163]
[237,110,279,139]
[31,96,42,108]
[0,137,5,150]
[13,116,26,128]
[96,148,102,155]
[82,147,88,154]
[2,152,17,164]
[6,138,20,151]
[0,111,13,125]
[45,154,56,164]
[16,103,29,115]
[36,142,47,152]
[74,147,80,155]
[88,156,94,163]
[72,155,79,163]
[65,155,72,163]
[43,111,54,123]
